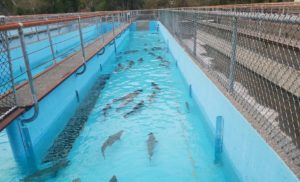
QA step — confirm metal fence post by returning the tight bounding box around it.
[35,26,40,41]
[103,16,106,43]
[18,23,39,122]
[46,21,56,64]
[193,12,197,56]
[77,17,86,62]
[112,15,115,36]
[98,16,103,46]
[96,17,100,36]
[228,17,238,92]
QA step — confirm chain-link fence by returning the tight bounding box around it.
[0,16,17,119]
[131,10,158,21]
[176,2,300,15]
[159,9,300,176]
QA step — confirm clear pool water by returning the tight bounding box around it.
[0,30,238,181]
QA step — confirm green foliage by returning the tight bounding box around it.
[0,0,293,15]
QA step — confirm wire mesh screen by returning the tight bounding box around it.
[159,10,300,176]
[0,17,17,119]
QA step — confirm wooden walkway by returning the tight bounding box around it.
[0,23,129,131]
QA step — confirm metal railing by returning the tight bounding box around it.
[0,11,128,122]
[158,8,300,177]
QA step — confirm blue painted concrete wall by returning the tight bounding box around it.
[149,21,159,32]
[130,22,137,31]
[158,21,298,182]
[6,27,130,171]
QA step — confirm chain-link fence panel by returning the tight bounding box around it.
[159,10,300,177]
[0,16,17,119]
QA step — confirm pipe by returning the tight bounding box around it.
[18,23,39,123]
[97,47,105,56]
[0,11,128,31]
[76,17,87,76]
[75,63,87,76]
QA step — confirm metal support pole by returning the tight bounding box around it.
[78,18,86,62]
[214,116,224,164]
[46,22,56,64]
[96,17,100,36]
[228,17,238,92]
[18,23,39,123]
[76,17,87,75]
[193,13,197,56]
[35,26,40,41]
[98,17,102,37]
[179,12,183,41]
[112,16,115,36]
[103,16,106,43]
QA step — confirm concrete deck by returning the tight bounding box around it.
[197,21,299,50]
[197,30,300,98]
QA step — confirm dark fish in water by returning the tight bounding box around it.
[148,52,156,56]
[23,159,69,182]
[138,58,144,63]
[116,97,133,112]
[156,56,163,60]
[114,63,124,72]
[147,132,158,160]
[101,130,124,159]
[151,82,161,91]
[148,91,157,102]
[127,60,135,69]
[152,47,162,51]
[185,102,190,112]
[124,100,145,118]
[176,106,182,114]
[102,103,112,117]
[110,175,118,182]
[161,59,169,64]
[113,89,143,103]
[159,62,170,68]
[144,48,148,51]
[116,89,142,111]
[123,50,138,54]
[159,59,170,67]
[72,178,81,182]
